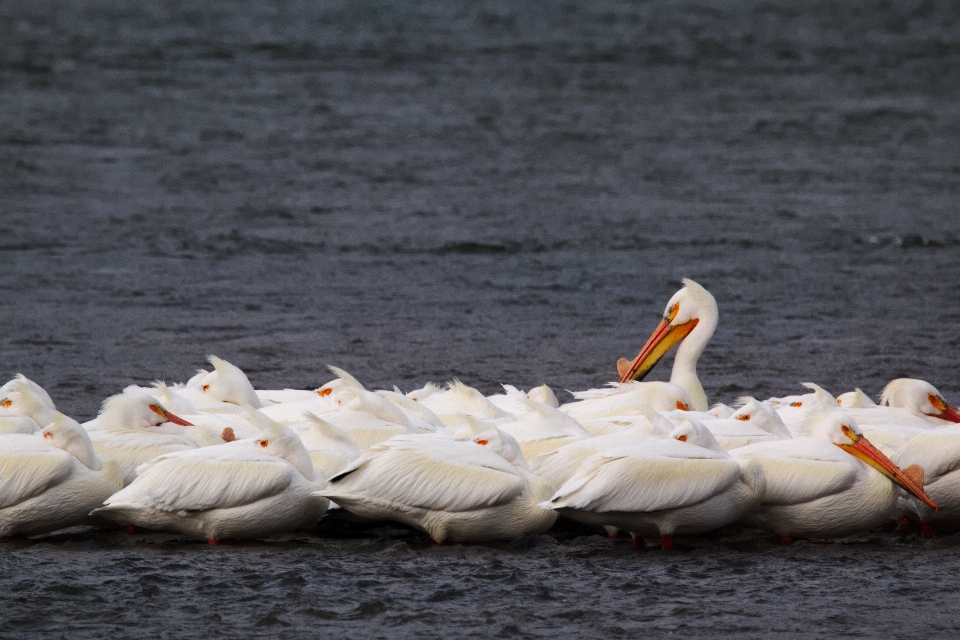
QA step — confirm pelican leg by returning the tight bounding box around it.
[630,533,644,550]
[660,535,674,551]
[921,522,934,539]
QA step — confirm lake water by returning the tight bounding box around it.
[2,1,959,637]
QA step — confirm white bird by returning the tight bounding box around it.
[616,279,718,411]
[289,413,361,478]
[417,380,512,425]
[561,381,696,420]
[0,374,59,428]
[185,355,263,410]
[690,398,792,451]
[541,420,763,549]
[320,429,557,544]
[837,388,877,409]
[879,378,960,425]
[1,418,123,537]
[94,419,328,543]
[87,393,201,485]
[889,427,960,534]
[488,384,560,414]
[493,398,591,459]
[732,413,937,541]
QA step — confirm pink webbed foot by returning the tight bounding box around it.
[207,538,220,545]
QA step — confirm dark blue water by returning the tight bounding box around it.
[2,1,960,637]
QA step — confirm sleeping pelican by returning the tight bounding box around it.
[541,420,764,550]
[94,419,328,543]
[1,418,123,537]
[320,429,556,543]
[616,279,718,411]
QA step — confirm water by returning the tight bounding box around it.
[2,0,960,637]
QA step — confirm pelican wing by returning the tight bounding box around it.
[893,428,960,483]
[548,449,741,513]
[733,440,857,505]
[105,445,293,512]
[0,447,75,509]
[327,436,523,512]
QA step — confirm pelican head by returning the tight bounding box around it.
[42,416,101,470]
[251,412,316,481]
[669,419,725,453]
[193,355,263,409]
[881,379,960,423]
[471,427,530,471]
[0,375,56,426]
[99,392,193,431]
[811,413,937,510]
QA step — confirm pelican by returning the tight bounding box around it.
[493,398,591,459]
[1,418,123,537]
[732,413,937,540]
[94,419,328,543]
[689,398,792,450]
[892,425,960,535]
[417,380,512,424]
[184,355,263,410]
[616,279,718,411]
[87,393,199,484]
[541,420,764,550]
[320,429,557,543]
[0,374,58,429]
[560,381,696,420]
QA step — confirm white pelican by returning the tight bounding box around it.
[94,419,328,543]
[616,279,718,411]
[0,374,58,428]
[291,413,361,478]
[320,429,557,543]
[880,378,960,424]
[837,389,877,409]
[560,381,696,420]
[541,420,764,550]
[417,380,512,424]
[1,418,123,537]
[493,399,591,459]
[732,413,937,541]
[528,407,673,490]
[185,355,263,410]
[488,384,560,414]
[771,383,840,431]
[87,393,200,485]
[687,398,792,450]
[892,425,960,536]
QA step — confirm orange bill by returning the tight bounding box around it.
[838,434,938,510]
[618,317,699,383]
[149,403,194,426]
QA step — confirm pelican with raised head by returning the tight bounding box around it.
[617,279,718,411]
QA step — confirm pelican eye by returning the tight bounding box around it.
[837,398,842,404]
[928,394,947,412]
[737,414,751,421]
[676,434,688,442]
[42,430,53,439]
[257,439,269,448]
[202,384,210,392]
[664,303,680,322]
[676,401,689,411]
[790,401,802,408]
[840,424,858,441]
[317,388,332,397]
[476,439,488,446]
[0,399,10,408]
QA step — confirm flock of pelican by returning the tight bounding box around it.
[2,279,958,549]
